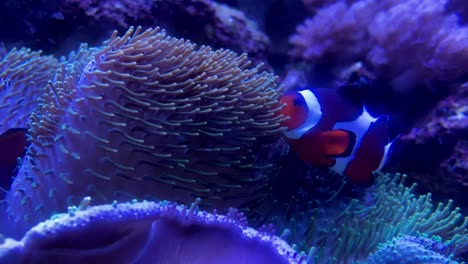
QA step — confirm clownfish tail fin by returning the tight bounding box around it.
[377,134,402,172]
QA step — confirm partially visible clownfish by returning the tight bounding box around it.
[0,128,28,193]
[279,74,398,185]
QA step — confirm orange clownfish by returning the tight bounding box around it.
[0,128,28,193]
[279,80,396,185]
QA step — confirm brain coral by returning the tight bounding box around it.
[2,26,286,237]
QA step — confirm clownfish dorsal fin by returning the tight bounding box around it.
[337,72,369,109]
[318,129,356,158]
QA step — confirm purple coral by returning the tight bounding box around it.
[290,0,468,91]
[289,1,369,63]
[150,0,272,69]
[0,198,304,264]
[400,82,467,192]
[63,0,153,28]
[0,0,270,68]
[442,140,468,187]
[301,0,338,11]
[367,0,468,90]
[402,82,468,144]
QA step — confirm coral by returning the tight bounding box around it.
[0,198,305,264]
[2,26,286,238]
[448,0,468,23]
[367,0,468,90]
[0,0,271,68]
[301,0,339,11]
[267,173,468,263]
[289,1,369,63]
[210,2,271,69]
[63,0,153,28]
[290,0,468,92]
[368,235,459,264]
[442,140,468,187]
[0,48,58,131]
[151,0,271,69]
[400,82,467,193]
[403,82,468,144]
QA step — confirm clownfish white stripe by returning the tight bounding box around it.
[283,90,322,140]
[331,109,377,175]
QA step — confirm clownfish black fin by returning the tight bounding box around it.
[319,129,356,158]
[337,72,370,108]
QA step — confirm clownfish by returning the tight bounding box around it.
[0,128,28,193]
[279,76,397,185]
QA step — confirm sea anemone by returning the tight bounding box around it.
[268,173,468,263]
[368,235,460,264]
[3,26,286,238]
[0,48,58,131]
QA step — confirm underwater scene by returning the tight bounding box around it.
[0,0,467,263]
